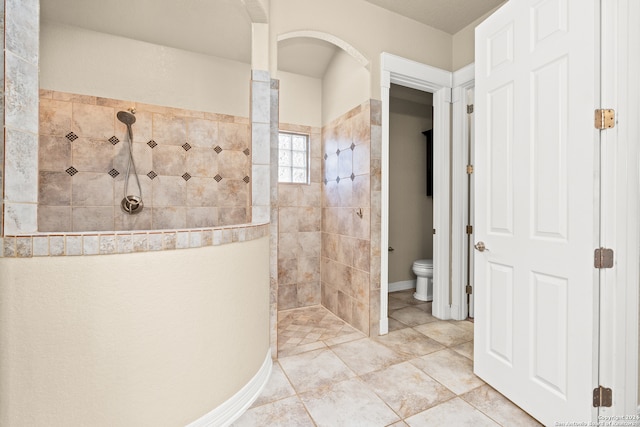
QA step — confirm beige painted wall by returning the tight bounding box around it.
[40,22,251,117]
[0,238,270,427]
[270,0,452,99]
[322,48,371,125]
[388,96,433,283]
[452,6,504,70]
[278,70,322,127]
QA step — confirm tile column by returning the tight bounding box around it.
[2,0,40,235]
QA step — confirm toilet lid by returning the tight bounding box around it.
[414,259,433,268]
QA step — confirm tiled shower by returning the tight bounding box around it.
[38,90,252,232]
[277,100,382,337]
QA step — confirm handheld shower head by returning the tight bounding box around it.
[117,111,136,125]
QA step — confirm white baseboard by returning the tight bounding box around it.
[389,280,416,293]
[185,349,272,427]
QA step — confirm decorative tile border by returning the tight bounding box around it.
[0,222,269,258]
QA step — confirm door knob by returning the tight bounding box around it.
[474,241,487,252]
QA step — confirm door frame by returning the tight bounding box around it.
[451,64,475,321]
[380,53,453,334]
[599,0,639,416]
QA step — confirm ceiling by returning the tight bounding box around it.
[41,0,505,78]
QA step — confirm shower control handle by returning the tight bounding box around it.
[474,241,487,252]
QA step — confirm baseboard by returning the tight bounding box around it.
[389,280,415,292]
[637,404,640,416]
[185,349,272,427]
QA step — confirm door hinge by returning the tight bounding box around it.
[466,285,473,294]
[593,386,612,407]
[467,104,474,114]
[594,248,614,269]
[466,165,474,174]
[466,225,473,234]
[594,109,615,129]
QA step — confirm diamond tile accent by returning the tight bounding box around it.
[323,178,328,185]
[350,142,356,150]
[147,171,157,180]
[66,132,78,141]
[182,142,192,151]
[336,176,341,183]
[147,140,157,148]
[214,174,222,182]
[243,176,250,183]
[350,173,355,181]
[214,146,222,154]
[108,168,120,178]
[243,148,250,156]
[65,166,78,176]
[182,172,192,181]
[324,153,328,160]
[336,149,341,155]
[109,136,120,145]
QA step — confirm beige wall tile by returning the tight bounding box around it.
[72,206,114,231]
[153,207,186,229]
[72,138,115,172]
[114,208,153,231]
[72,172,114,206]
[72,103,115,139]
[218,150,249,180]
[218,179,248,207]
[152,113,186,146]
[39,171,71,205]
[298,207,321,232]
[218,207,247,225]
[186,207,218,228]
[219,122,250,150]
[187,117,218,148]
[152,176,186,207]
[186,148,218,177]
[297,282,321,307]
[297,256,320,283]
[39,98,72,136]
[152,145,186,176]
[39,135,71,171]
[186,177,218,207]
[38,206,71,232]
[278,284,298,311]
[278,258,298,285]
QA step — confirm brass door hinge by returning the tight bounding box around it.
[595,109,615,129]
[466,225,473,234]
[466,165,474,174]
[466,285,473,294]
[467,104,474,114]
[593,386,612,407]
[594,248,614,269]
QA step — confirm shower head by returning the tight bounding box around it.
[117,111,136,125]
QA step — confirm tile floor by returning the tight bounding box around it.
[233,290,542,426]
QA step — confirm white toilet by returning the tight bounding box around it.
[412,259,433,301]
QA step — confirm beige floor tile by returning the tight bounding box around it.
[388,422,409,427]
[278,348,355,393]
[232,395,314,427]
[413,320,473,347]
[451,341,474,360]
[388,290,423,305]
[461,384,543,426]
[448,318,475,332]
[411,349,484,395]
[300,378,400,427]
[388,317,410,332]
[388,297,410,310]
[405,397,500,427]
[361,362,455,418]
[331,338,406,375]
[324,331,367,346]
[389,306,437,327]
[278,340,327,358]
[251,362,296,408]
[375,328,444,358]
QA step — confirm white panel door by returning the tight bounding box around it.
[474,0,600,425]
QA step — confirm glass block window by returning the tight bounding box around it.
[278,132,309,184]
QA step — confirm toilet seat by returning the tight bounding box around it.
[413,259,433,269]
